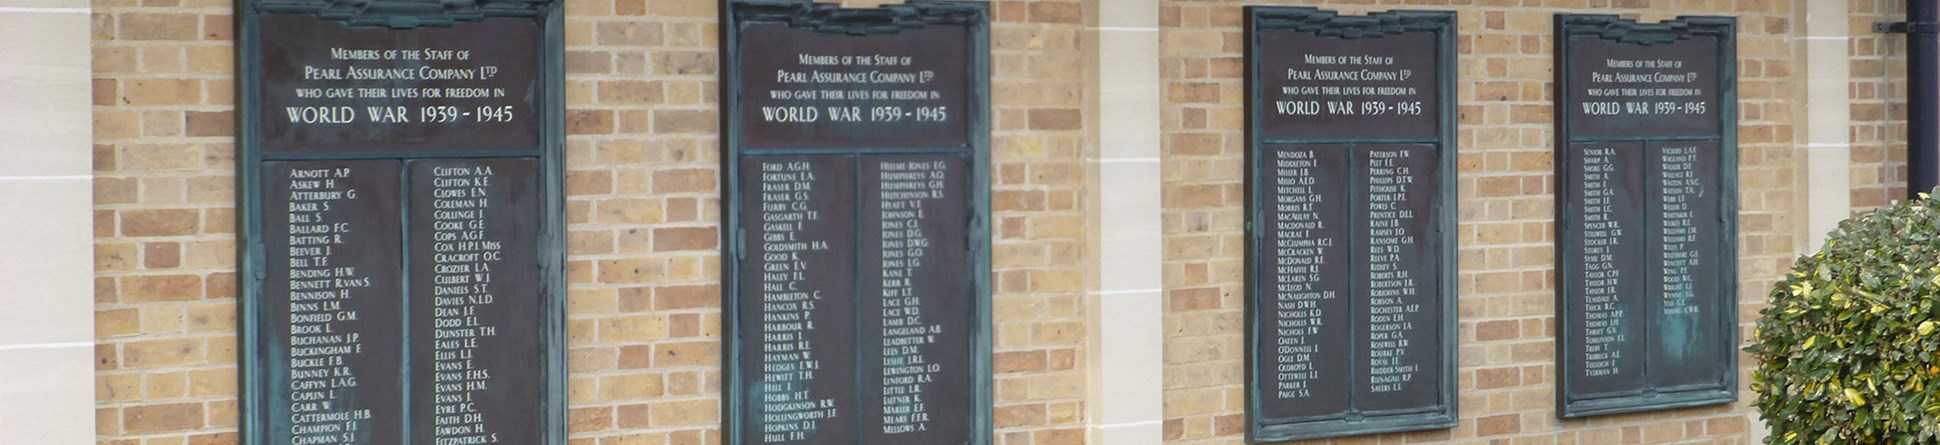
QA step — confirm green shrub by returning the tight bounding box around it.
[1749,193,1940,443]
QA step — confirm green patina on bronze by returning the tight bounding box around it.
[719,1,994,444]
[1242,6,1461,442]
[1553,14,1741,419]
[236,1,569,443]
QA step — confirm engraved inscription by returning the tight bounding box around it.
[258,14,540,153]
[870,160,946,434]
[1362,149,1421,393]
[263,160,405,444]
[407,158,544,445]
[1254,143,1444,418]
[1563,138,1728,399]
[739,156,857,445]
[1564,35,1722,138]
[860,155,974,444]
[1656,146,1701,319]
[1569,142,1647,391]
[1259,146,1352,420]
[1258,30,1439,140]
[732,155,977,444]
[737,23,970,149]
[1647,141,1726,389]
[1355,145,1440,411]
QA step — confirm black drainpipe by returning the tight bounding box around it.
[1882,1,1940,198]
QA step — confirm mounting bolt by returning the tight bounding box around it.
[1876,21,1940,33]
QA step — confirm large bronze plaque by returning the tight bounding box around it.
[1553,14,1739,418]
[1243,7,1458,443]
[240,3,565,444]
[722,2,992,445]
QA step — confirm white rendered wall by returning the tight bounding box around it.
[0,0,97,441]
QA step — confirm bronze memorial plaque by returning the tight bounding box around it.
[722,2,992,444]
[1244,7,1458,442]
[1554,14,1739,418]
[239,1,567,443]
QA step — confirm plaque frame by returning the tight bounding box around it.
[1551,14,1741,419]
[717,1,994,444]
[235,1,569,443]
[1241,7,1460,442]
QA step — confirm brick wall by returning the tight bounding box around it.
[554,0,731,442]
[91,0,1092,443]
[1159,1,1799,443]
[982,1,1093,443]
[92,0,241,441]
[1850,0,1908,209]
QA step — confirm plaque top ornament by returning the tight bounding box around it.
[1249,6,1453,39]
[252,0,553,29]
[1559,14,1734,45]
[730,0,984,35]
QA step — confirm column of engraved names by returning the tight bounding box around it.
[1657,146,1700,318]
[1363,148,1423,393]
[283,166,376,442]
[875,160,945,434]
[1578,148,1625,378]
[1645,141,1722,388]
[1270,148,1330,400]
[756,160,837,442]
[426,165,502,443]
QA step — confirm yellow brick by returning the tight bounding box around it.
[121,79,200,105]
[118,13,199,41]
[647,399,716,426]
[121,402,203,433]
[121,338,203,368]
